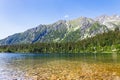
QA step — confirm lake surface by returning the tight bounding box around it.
[0,53,120,80]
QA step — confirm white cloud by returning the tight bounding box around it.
[64,15,69,18]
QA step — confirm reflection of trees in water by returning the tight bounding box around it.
[81,53,119,63]
[112,52,117,63]
[94,53,97,61]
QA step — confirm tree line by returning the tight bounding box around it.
[0,28,120,53]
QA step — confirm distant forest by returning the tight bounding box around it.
[0,28,120,53]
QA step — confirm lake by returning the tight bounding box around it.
[0,53,120,80]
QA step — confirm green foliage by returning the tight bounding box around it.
[89,22,107,33]
[0,30,120,53]
[63,29,81,42]
[89,22,101,31]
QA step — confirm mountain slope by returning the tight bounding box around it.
[0,29,120,53]
[0,15,120,45]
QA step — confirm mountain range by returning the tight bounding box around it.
[0,15,120,45]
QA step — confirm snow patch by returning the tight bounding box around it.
[73,26,80,31]
[53,38,60,42]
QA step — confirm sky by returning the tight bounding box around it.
[0,0,120,39]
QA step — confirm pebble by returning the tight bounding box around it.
[6,61,120,80]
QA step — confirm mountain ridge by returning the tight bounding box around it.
[0,15,120,45]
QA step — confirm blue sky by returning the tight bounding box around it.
[0,0,120,39]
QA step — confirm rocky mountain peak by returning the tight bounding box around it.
[95,14,120,22]
[0,15,120,45]
[95,15,120,29]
